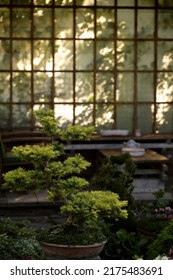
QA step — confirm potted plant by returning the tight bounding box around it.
[1,109,128,259]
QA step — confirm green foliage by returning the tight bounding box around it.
[61,191,128,226]
[61,125,95,142]
[91,153,136,200]
[146,219,173,259]
[0,218,44,260]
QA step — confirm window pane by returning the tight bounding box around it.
[13,8,31,38]
[54,40,73,70]
[34,72,52,102]
[34,0,52,5]
[96,104,114,129]
[117,105,133,131]
[96,41,114,70]
[138,0,155,6]
[0,105,10,128]
[117,9,134,39]
[117,41,134,70]
[157,41,173,70]
[76,0,94,5]
[117,73,134,102]
[76,73,93,102]
[75,104,93,125]
[117,0,134,6]
[137,73,154,102]
[0,40,10,70]
[138,41,154,70]
[76,9,94,39]
[156,72,173,102]
[158,10,173,39]
[156,104,173,133]
[96,73,114,102]
[12,0,31,4]
[97,9,114,39]
[76,40,93,70]
[13,105,31,127]
[137,105,153,133]
[55,8,73,38]
[13,40,31,70]
[55,0,73,5]
[0,8,10,37]
[0,73,10,102]
[33,40,52,70]
[13,73,31,102]
[54,104,73,125]
[33,8,52,38]
[137,10,154,38]
[158,0,173,7]
[54,72,73,102]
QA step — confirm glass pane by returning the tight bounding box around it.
[97,0,114,5]
[54,104,73,126]
[96,104,114,129]
[54,40,73,70]
[0,105,10,128]
[75,105,93,125]
[137,10,154,38]
[34,72,52,102]
[13,105,31,127]
[76,73,93,102]
[13,73,31,102]
[55,8,73,38]
[117,73,134,102]
[96,73,114,102]
[33,0,52,5]
[117,41,134,70]
[0,73,10,102]
[55,0,73,5]
[156,104,173,133]
[13,40,31,70]
[117,9,134,39]
[138,41,154,70]
[76,40,93,70]
[33,8,52,38]
[12,0,31,4]
[13,8,31,38]
[97,9,114,39]
[158,0,173,7]
[0,0,10,4]
[96,41,114,70]
[33,40,52,70]
[54,72,73,102]
[138,0,155,6]
[157,72,173,102]
[137,105,153,134]
[0,8,10,37]
[76,9,94,39]
[137,73,154,102]
[158,41,173,70]
[76,0,94,5]
[117,105,133,131]
[0,40,10,70]
[117,0,135,6]
[158,10,173,39]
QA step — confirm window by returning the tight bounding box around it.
[0,0,173,134]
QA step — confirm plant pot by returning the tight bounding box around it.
[40,240,106,260]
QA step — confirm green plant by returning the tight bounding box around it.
[146,219,173,259]
[0,218,44,260]
[1,109,128,246]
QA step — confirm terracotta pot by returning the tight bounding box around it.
[40,240,106,259]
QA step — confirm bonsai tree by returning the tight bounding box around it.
[1,109,128,248]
